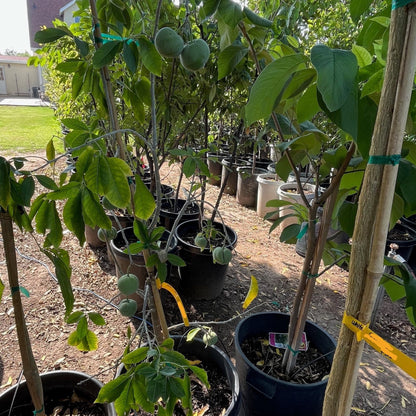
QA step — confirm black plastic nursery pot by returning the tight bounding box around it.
[159,198,200,231]
[207,152,227,186]
[115,336,241,415]
[174,219,237,300]
[234,312,336,416]
[221,157,250,196]
[386,222,416,262]
[0,370,115,416]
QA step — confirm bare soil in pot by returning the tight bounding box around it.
[1,154,416,416]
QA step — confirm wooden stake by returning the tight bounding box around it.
[323,4,416,415]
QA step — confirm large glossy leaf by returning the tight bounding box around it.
[42,248,74,315]
[282,68,316,101]
[85,156,131,208]
[203,0,221,18]
[96,374,131,403]
[296,84,320,123]
[63,190,85,246]
[311,45,358,112]
[34,27,72,43]
[133,175,155,220]
[352,44,373,68]
[123,41,138,74]
[138,36,162,76]
[216,0,243,28]
[81,187,112,229]
[357,96,378,158]
[35,200,63,248]
[217,44,248,80]
[245,54,306,125]
[93,40,123,68]
[350,0,373,23]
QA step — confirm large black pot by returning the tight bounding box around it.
[159,198,200,231]
[221,157,250,196]
[174,219,237,299]
[0,370,115,416]
[235,312,336,416]
[236,167,268,207]
[207,152,228,186]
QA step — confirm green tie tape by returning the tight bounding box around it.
[392,0,415,10]
[11,286,30,297]
[368,154,401,166]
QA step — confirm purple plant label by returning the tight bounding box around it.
[269,332,308,351]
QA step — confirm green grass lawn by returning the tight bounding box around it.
[0,106,64,155]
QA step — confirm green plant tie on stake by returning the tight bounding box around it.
[11,286,30,297]
[33,405,44,415]
[296,222,308,239]
[368,154,401,165]
[392,0,415,10]
[286,343,300,356]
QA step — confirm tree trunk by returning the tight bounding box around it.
[323,4,416,415]
[0,213,45,416]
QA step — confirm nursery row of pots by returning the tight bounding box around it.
[1,312,335,416]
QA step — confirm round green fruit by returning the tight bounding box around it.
[179,39,210,71]
[118,273,139,296]
[194,232,208,251]
[212,246,232,265]
[154,27,184,58]
[118,298,137,317]
[97,227,117,242]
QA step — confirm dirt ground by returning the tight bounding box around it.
[0,153,415,415]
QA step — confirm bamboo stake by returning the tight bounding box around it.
[0,213,45,416]
[323,4,416,415]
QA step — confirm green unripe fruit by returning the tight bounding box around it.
[243,7,273,28]
[117,273,139,295]
[118,298,137,317]
[212,246,232,265]
[97,227,118,242]
[179,39,210,71]
[155,27,184,58]
[194,232,208,252]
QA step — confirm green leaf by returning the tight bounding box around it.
[34,200,63,248]
[0,279,4,303]
[352,44,373,68]
[77,329,99,351]
[279,223,301,243]
[311,45,358,112]
[350,0,373,23]
[123,41,138,73]
[203,0,221,18]
[56,60,82,73]
[357,96,378,158]
[282,68,317,100]
[243,7,273,28]
[217,0,244,28]
[62,118,89,131]
[77,315,88,338]
[96,374,131,403]
[74,36,90,57]
[168,377,185,399]
[160,337,175,350]
[63,189,86,246]
[42,248,74,315]
[167,253,186,267]
[81,187,112,229]
[182,157,197,178]
[123,347,149,365]
[339,202,358,237]
[35,175,58,191]
[89,312,106,326]
[186,328,201,342]
[133,175,155,220]
[132,374,154,412]
[93,40,122,68]
[66,310,84,324]
[161,350,189,367]
[190,366,209,388]
[34,27,72,43]
[245,54,306,125]
[46,139,55,163]
[361,68,384,98]
[147,374,167,402]
[138,36,162,76]
[217,44,248,80]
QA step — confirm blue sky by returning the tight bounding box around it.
[0,0,31,53]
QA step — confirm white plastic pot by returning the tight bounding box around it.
[256,174,284,220]
[277,182,316,229]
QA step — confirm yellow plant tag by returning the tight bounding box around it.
[242,275,258,309]
[343,313,416,379]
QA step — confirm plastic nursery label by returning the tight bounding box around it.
[269,332,308,351]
